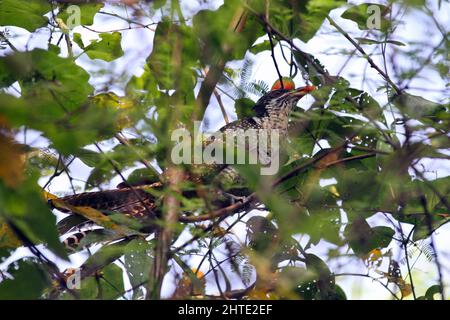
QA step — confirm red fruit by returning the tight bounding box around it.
[271,77,295,91]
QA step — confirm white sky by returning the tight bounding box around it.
[1,0,449,299]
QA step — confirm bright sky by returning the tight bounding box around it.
[1,0,449,299]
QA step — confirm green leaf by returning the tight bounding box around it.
[370,226,395,249]
[73,33,85,49]
[328,86,383,120]
[57,215,88,235]
[392,93,447,122]
[86,165,116,189]
[337,169,383,216]
[75,148,103,168]
[0,0,49,32]
[79,276,99,299]
[57,3,104,27]
[152,0,167,10]
[124,238,153,299]
[249,40,276,54]
[0,260,50,299]
[234,98,256,119]
[425,285,442,300]
[355,37,406,46]
[0,221,22,256]
[81,240,130,278]
[98,263,125,299]
[0,175,68,259]
[341,3,391,32]
[292,50,328,85]
[299,0,347,42]
[126,168,160,186]
[193,0,264,63]
[345,216,394,256]
[246,216,278,252]
[148,19,199,91]
[0,48,117,153]
[83,32,124,62]
[304,254,339,300]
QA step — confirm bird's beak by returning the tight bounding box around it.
[291,85,316,97]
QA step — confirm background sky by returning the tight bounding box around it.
[1,0,449,299]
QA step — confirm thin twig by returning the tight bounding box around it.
[213,90,230,124]
[334,273,400,300]
[420,195,446,299]
[114,132,163,182]
[266,26,284,88]
[325,15,401,94]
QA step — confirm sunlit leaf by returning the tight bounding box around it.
[82,32,124,62]
[0,0,49,32]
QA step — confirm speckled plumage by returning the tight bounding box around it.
[51,88,312,220]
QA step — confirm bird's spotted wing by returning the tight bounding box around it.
[50,187,157,219]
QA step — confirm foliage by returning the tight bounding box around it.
[0,0,448,300]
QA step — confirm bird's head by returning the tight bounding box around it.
[253,85,316,116]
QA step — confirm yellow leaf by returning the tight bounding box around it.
[0,135,25,188]
[399,281,412,298]
[0,222,22,249]
[91,92,134,130]
[51,199,137,236]
[365,248,382,262]
[43,191,58,201]
[328,185,340,197]
[172,268,206,298]
[56,18,69,34]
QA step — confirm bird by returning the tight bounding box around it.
[49,85,316,246]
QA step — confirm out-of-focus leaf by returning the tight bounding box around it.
[57,2,103,27]
[0,175,68,259]
[79,276,99,299]
[50,199,141,237]
[97,263,125,299]
[345,216,394,256]
[148,19,198,91]
[235,98,256,119]
[152,0,166,10]
[297,0,347,42]
[0,221,22,251]
[392,93,446,122]
[337,169,382,217]
[0,48,120,154]
[0,134,24,187]
[82,32,124,62]
[124,238,153,299]
[293,51,328,86]
[80,239,129,278]
[424,285,442,300]
[356,37,406,46]
[296,254,343,300]
[193,0,264,64]
[74,148,103,168]
[246,216,278,252]
[126,168,160,186]
[0,0,49,32]
[0,48,92,109]
[329,85,383,120]
[0,260,50,299]
[341,3,391,31]
[250,40,276,54]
